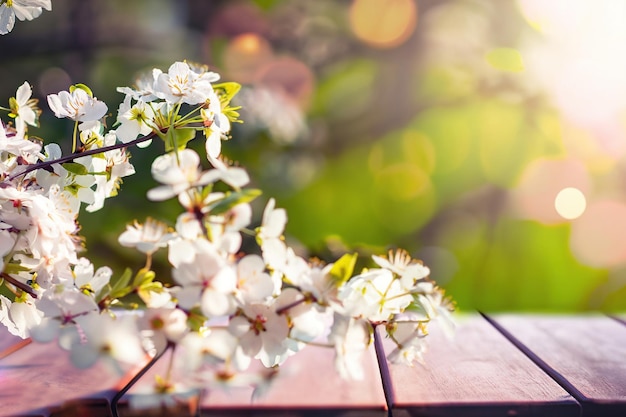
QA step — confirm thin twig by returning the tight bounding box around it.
[276,296,310,315]
[1,272,37,299]
[7,131,158,181]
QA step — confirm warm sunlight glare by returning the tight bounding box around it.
[554,187,586,220]
[519,0,626,157]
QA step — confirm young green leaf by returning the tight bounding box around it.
[329,253,358,287]
[213,82,241,105]
[63,162,89,176]
[70,83,94,97]
[108,268,134,299]
[164,127,197,152]
[209,189,262,215]
[132,268,156,288]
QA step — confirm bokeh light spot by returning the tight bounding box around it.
[512,158,590,224]
[554,187,586,220]
[254,57,315,109]
[37,67,72,97]
[349,0,417,49]
[402,131,436,175]
[375,163,430,201]
[223,33,273,83]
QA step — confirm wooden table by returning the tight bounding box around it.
[1,313,625,416]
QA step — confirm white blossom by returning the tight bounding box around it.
[116,95,156,144]
[236,254,276,303]
[0,0,51,35]
[69,313,146,371]
[118,218,175,255]
[153,61,219,105]
[47,87,108,123]
[257,198,288,271]
[328,314,371,380]
[228,301,290,368]
[171,239,237,318]
[339,268,413,322]
[147,149,217,201]
[12,81,39,134]
[203,90,231,159]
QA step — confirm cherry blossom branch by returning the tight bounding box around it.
[1,272,38,299]
[276,295,312,315]
[7,131,160,182]
[7,120,208,183]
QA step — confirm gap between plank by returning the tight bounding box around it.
[373,326,394,417]
[479,312,587,406]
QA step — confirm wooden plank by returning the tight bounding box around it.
[376,314,580,417]
[0,338,150,417]
[487,313,626,417]
[120,342,388,417]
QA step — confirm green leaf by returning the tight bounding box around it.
[209,189,262,215]
[485,48,525,72]
[139,281,164,293]
[164,127,196,152]
[223,105,242,124]
[108,268,133,299]
[187,307,208,332]
[132,268,156,288]
[137,281,165,306]
[329,253,358,287]
[70,83,94,97]
[63,162,89,176]
[8,97,18,117]
[3,262,31,275]
[213,82,241,105]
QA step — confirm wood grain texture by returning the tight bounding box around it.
[376,314,580,417]
[487,313,626,417]
[121,342,388,417]
[0,339,149,417]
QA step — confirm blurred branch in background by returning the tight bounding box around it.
[3,0,626,312]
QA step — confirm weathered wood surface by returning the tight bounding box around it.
[376,314,580,417]
[0,326,148,417]
[120,341,388,417]
[487,313,626,417]
[2,314,626,416]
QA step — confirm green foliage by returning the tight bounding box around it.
[3,262,30,275]
[63,162,89,176]
[485,48,525,72]
[444,218,605,311]
[187,307,208,332]
[310,58,378,121]
[329,253,358,287]
[103,268,134,301]
[209,188,262,215]
[214,82,241,104]
[132,268,156,288]
[164,127,196,152]
[70,83,94,97]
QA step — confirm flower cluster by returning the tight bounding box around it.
[0,61,454,396]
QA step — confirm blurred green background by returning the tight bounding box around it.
[2,0,626,312]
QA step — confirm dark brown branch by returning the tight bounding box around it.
[276,295,311,315]
[1,272,38,299]
[7,131,160,182]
